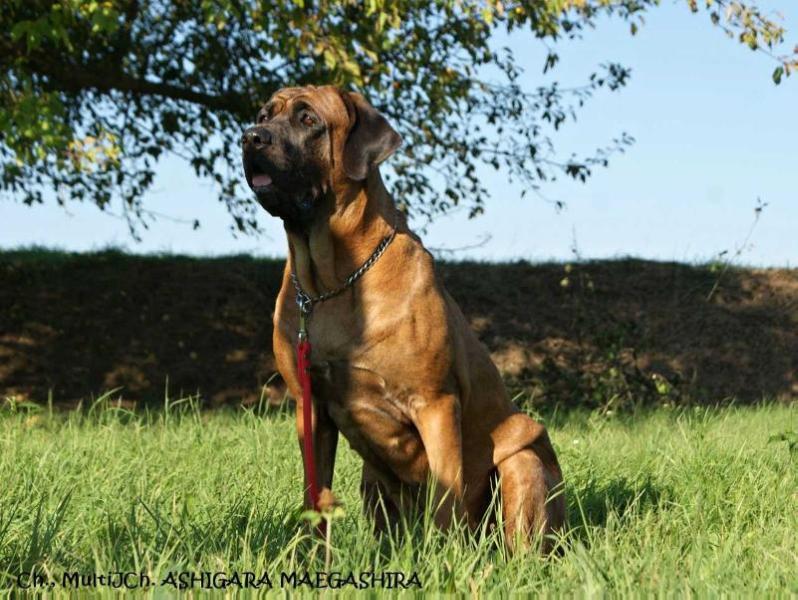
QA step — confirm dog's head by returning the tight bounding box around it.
[241,85,401,228]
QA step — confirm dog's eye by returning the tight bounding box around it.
[301,113,315,127]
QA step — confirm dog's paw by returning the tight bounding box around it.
[317,488,342,513]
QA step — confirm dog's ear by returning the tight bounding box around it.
[342,92,402,181]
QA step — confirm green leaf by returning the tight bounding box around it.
[300,510,322,526]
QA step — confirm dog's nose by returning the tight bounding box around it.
[241,126,272,148]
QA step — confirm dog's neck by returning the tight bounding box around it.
[286,169,399,297]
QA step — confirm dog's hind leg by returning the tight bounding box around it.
[496,440,566,554]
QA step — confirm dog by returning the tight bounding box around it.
[241,85,565,552]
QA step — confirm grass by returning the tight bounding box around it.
[0,397,796,595]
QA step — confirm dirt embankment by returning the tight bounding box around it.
[1,250,795,407]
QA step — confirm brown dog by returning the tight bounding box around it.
[241,85,565,552]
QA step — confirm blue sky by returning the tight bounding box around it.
[2,1,796,265]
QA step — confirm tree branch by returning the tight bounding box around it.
[35,57,252,116]
[1,33,256,118]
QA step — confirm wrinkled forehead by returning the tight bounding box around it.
[265,86,350,126]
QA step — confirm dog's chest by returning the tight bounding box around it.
[311,361,429,483]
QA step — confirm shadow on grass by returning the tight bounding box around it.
[567,473,669,543]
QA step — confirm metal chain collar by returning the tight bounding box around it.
[290,218,398,317]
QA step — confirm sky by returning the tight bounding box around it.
[1,2,796,266]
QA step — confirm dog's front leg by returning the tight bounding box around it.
[413,393,466,529]
[295,397,339,511]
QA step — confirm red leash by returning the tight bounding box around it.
[297,314,321,511]
[290,218,398,519]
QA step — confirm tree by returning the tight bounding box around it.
[2,0,795,237]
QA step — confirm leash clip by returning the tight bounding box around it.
[296,290,313,317]
[296,291,312,343]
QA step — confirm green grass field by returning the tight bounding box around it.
[1,398,795,595]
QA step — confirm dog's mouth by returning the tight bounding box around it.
[244,153,275,195]
[242,149,319,226]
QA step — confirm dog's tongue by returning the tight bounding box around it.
[252,174,272,188]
